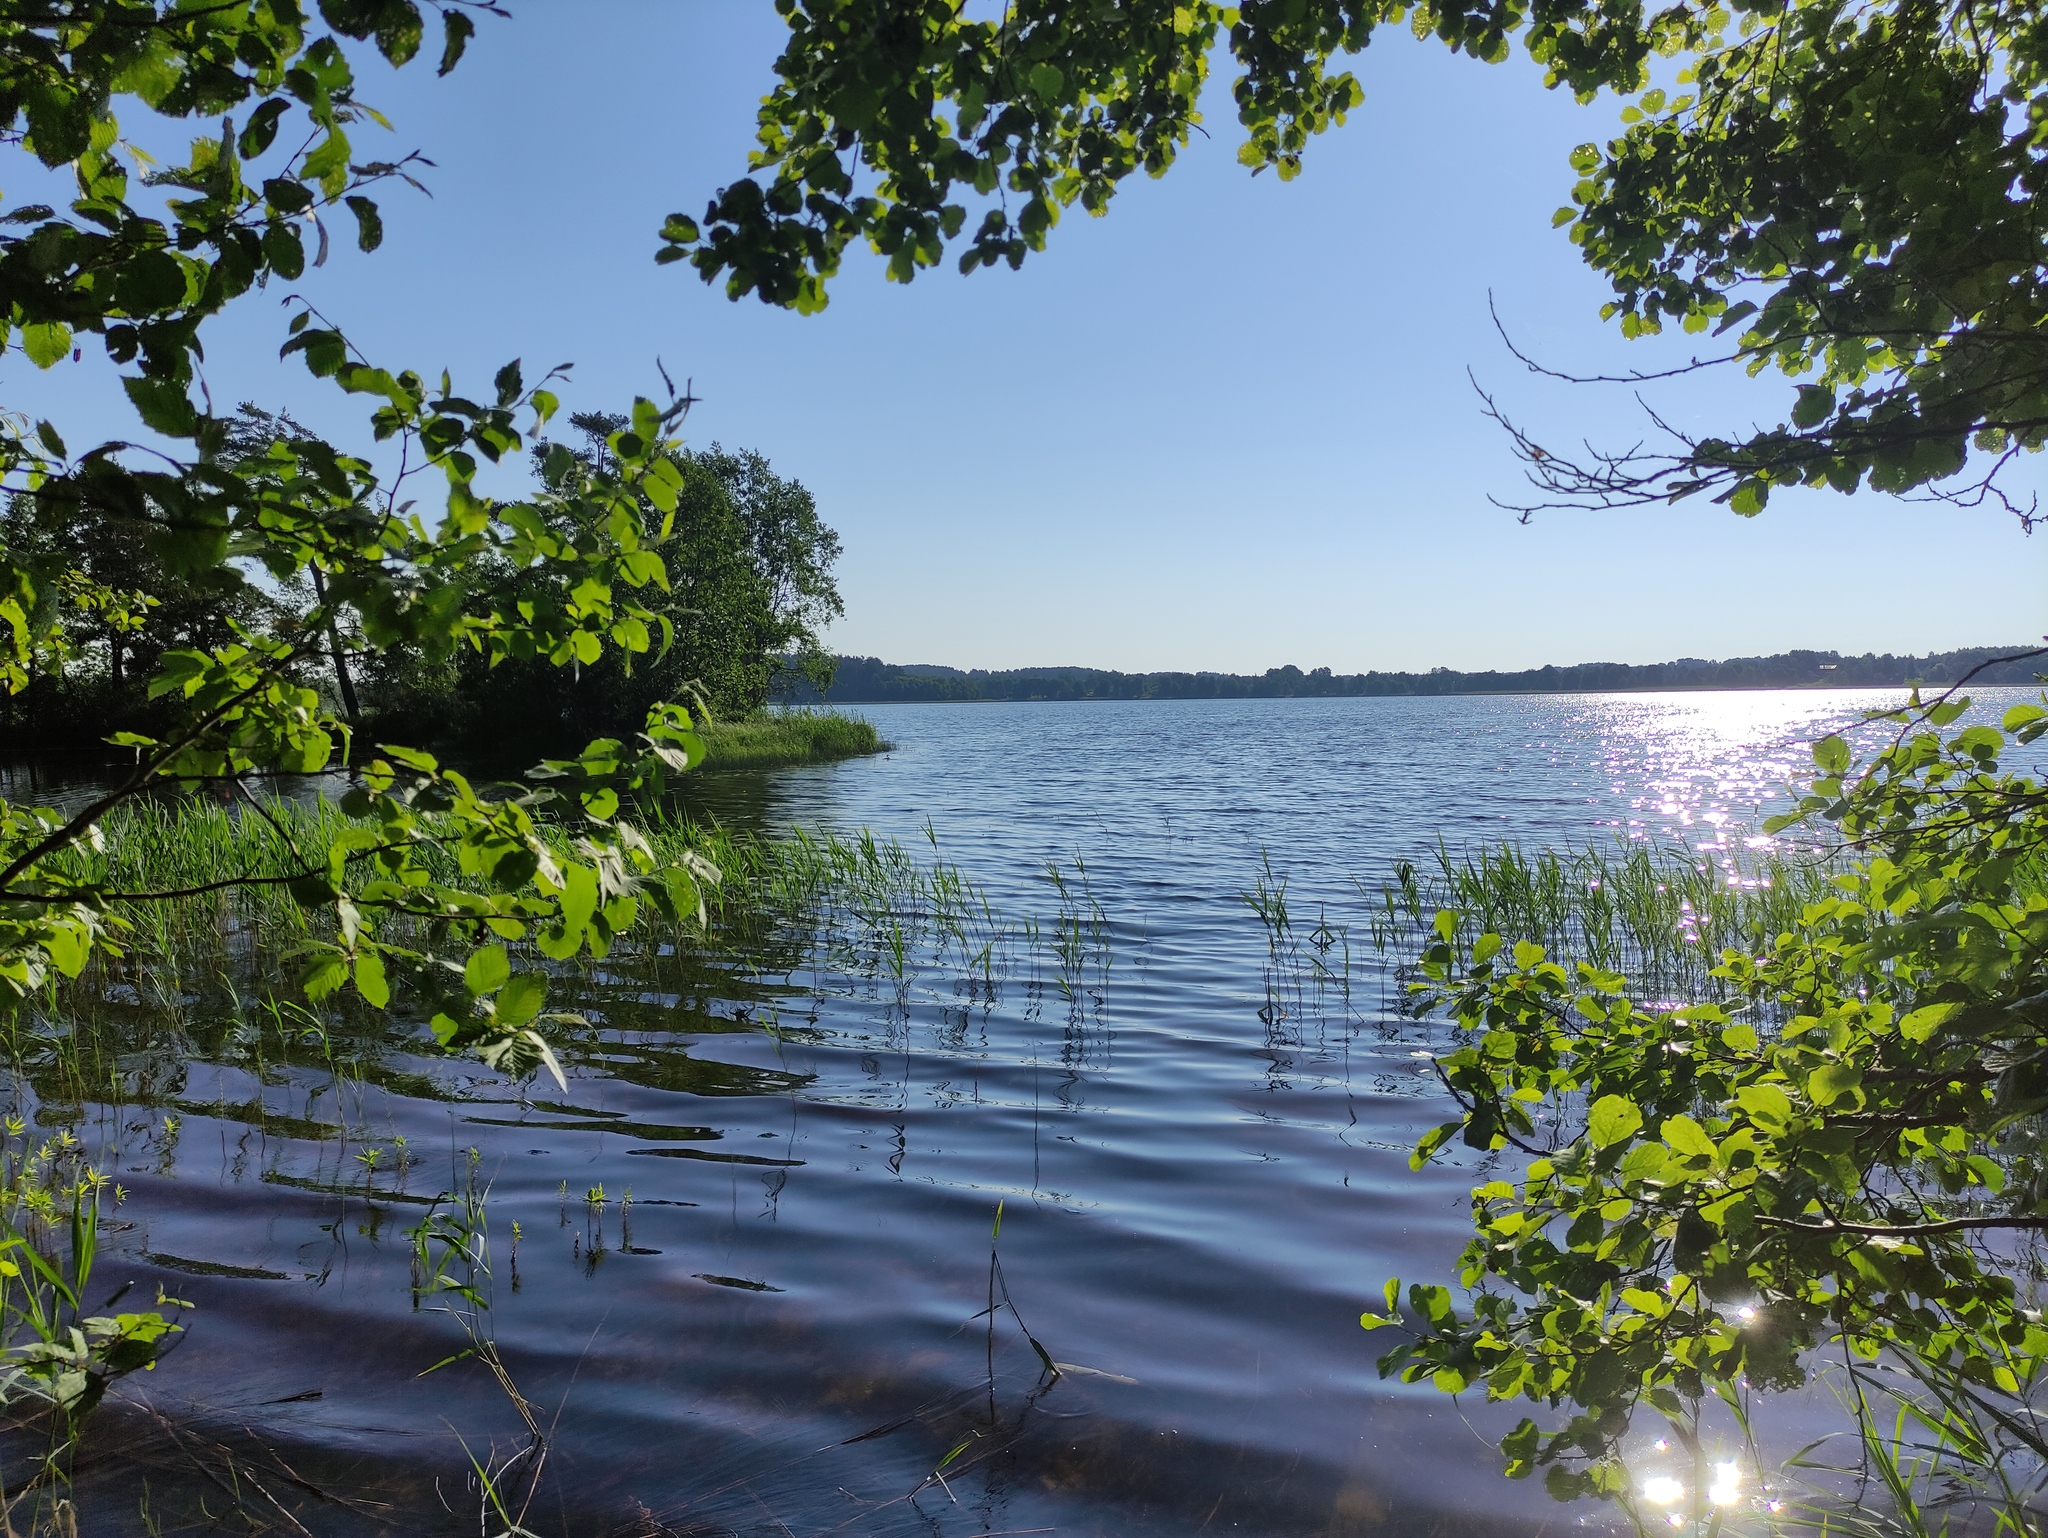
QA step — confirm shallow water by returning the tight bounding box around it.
[7,688,2041,1536]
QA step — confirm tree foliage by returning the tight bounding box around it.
[361,420,844,755]
[1363,666,2048,1521]
[0,3,723,1088]
[665,0,2048,521]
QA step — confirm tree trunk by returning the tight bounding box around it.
[308,568,361,727]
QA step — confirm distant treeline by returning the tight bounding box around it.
[786,645,2048,704]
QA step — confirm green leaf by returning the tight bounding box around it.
[121,376,197,437]
[44,921,89,980]
[1812,734,1850,775]
[321,0,424,65]
[379,744,439,772]
[1713,300,1759,336]
[302,952,349,999]
[238,99,290,159]
[287,874,338,907]
[1501,1417,1540,1477]
[1807,1063,1864,1107]
[354,949,390,1008]
[438,10,475,74]
[301,129,352,184]
[1661,1115,1716,1158]
[1544,1465,1591,1501]
[345,195,383,252]
[1899,1002,1960,1043]
[1792,384,1836,429]
[558,863,598,941]
[116,251,189,315]
[1619,1142,1669,1185]
[495,972,546,1028]
[1587,1095,1643,1149]
[20,323,70,369]
[1954,724,2004,759]
[262,221,306,280]
[464,944,510,996]
[1734,1083,1792,1128]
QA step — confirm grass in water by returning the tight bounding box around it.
[1362,835,1836,993]
[23,791,1029,1061]
[694,710,888,770]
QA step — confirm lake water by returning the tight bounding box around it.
[7,688,2041,1536]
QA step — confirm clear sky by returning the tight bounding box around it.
[16,3,2047,673]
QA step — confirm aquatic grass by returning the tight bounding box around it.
[22,793,1038,1069]
[1241,850,1291,954]
[694,710,888,771]
[1041,857,1109,1000]
[1360,834,1838,995]
[655,810,1025,994]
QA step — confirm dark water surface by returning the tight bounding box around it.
[9,690,2040,1536]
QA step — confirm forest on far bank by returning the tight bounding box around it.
[786,644,2048,705]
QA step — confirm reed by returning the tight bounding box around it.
[694,710,888,770]
[22,791,1031,1051]
[1359,834,1837,994]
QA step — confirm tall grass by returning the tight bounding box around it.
[22,790,1058,1057]
[695,710,887,770]
[659,811,1009,988]
[1361,835,1835,994]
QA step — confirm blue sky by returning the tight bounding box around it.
[17,3,2046,673]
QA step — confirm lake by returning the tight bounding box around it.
[6,688,2037,1536]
